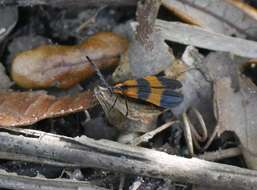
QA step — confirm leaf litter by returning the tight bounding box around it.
[0,1,257,190]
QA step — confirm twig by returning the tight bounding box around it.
[0,167,108,190]
[131,121,177,146]
[0,128,256,189]
[156,20,257,58]
[128,0,174,78]
[118,174,126,190]
[0,0,138,7]
[197,147,242,161]
[0,151,79,167]
[76,6,107,33]
[162,0,257,40]
[136,0,161,49]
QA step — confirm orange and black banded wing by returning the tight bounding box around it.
[115,87,183,108]
[113,76,183,108]
[122,76,182,89]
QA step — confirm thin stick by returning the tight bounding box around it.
[156,20,257,58]
[136,0,162,49]
[197,147,242,161]
[76,6,107,33]
[0,167,108,190]
[0,128,255,190]
[131,121,177,146]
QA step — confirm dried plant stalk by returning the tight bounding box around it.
[0,128,256,190]
[136,0,162,49]
[128,0,174,78]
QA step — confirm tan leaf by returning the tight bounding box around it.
[162,0,257,39]
[0,90,97,127]
[11,32,128,89]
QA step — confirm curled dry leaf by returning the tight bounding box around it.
[11,32,128,89]
[162,0,257,39]
[0,90,97,127]
[94,86,161,133]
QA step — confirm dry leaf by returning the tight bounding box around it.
[162,0,257,39]
[11,32,128,89]
[214,76,257,169]
[0,90,97,127]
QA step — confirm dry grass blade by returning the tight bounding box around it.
[0,90,97,127]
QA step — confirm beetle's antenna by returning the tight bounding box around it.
[85,56,112,92]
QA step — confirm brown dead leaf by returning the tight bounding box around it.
[0,90,97,127]
[11,32,128,89]
[214,76,257,169]
[162,0,257,39]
